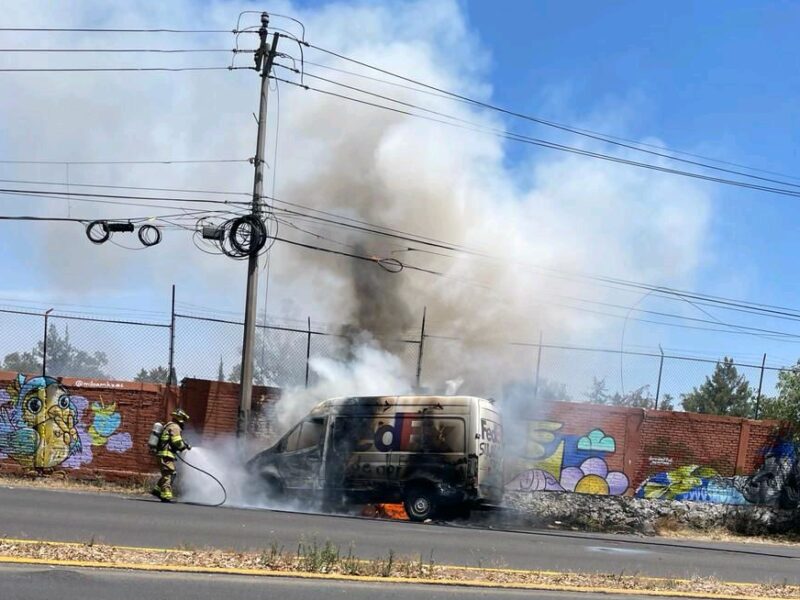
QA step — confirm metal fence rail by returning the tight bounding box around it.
[0,303,794,409]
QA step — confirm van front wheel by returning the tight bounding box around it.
[404,487,438,522]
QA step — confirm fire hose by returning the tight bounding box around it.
[176,452,228,508]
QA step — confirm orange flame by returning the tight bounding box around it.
[361,503,409,520]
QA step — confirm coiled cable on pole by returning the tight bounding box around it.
[176,452,228,507]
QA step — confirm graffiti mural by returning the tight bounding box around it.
[635,465,748,504]
[0,374,132,472]
[506,421,629,496]
[636,440,800,508]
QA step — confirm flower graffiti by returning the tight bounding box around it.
[0,374,131,471]
[89,400,132,452]
[506,422,629,496]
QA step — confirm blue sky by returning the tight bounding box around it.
[1,0,800,395]
[463,0,800,363]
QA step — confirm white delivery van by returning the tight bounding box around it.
[246,395,504,521]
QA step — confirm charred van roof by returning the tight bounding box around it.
[308,395,492,417]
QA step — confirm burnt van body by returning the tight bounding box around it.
[246,395,503,521]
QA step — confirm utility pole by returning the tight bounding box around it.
[238,13,279,437]
[42,308,53,376]
[415,306,427,391]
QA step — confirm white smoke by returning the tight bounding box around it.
[273,338,414,437]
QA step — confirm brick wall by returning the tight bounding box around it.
[1,367,790,504]
[0,370,172,481]
[506,399,788,504]
[179,378,280,446]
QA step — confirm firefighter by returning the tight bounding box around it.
[152,408,191,502]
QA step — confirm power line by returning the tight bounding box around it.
[272,74,800,201]
[0,27,245,34]
[0,66,247,73]
[0,177,251,197]
[299,39,800,188]
[6,178,800,326]
[275,219,800,341]
[0,186,249,205]
[0,158,250,165]
[0,189,249,216]
[270,229,800,343]
[0,48,249,53]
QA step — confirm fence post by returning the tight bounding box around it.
[415,306,427,391]
[305,317,311,388]
[655,344,664,410]
[755,353,766,419]
[42,308,53,376]
[533,331,543,401]
[167,284,177,386]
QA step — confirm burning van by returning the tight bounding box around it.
[246,395,503,521]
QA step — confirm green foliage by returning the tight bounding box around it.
[2,324,108,378]
[227,330,295,386]
[585,377,673,410]
[759,362,800,426]
[681,357,754,417]
[536,377,571,402]
[134,366,169,383]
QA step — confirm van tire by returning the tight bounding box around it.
[404,486,438,522]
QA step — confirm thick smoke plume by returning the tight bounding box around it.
[0,1,712,400]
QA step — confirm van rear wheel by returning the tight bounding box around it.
[404,487,438,522]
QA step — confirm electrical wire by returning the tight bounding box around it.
[272,74,800,200]
[300,40,800,187]
[0,66,248,73]
[0,27,246,34]
[0,158,250,165]
[0,186,250,205]
[9,177,780,328]
[7,179,800,326]
[0,48,248,54]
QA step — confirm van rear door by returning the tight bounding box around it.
[477,404,504,502]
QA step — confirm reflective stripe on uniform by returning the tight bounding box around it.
[156,421,186,458]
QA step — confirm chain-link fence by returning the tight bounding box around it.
[0,307,170,381]
[0,305,793,410]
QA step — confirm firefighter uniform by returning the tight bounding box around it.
[153,409,190,502]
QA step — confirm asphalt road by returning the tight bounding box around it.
[1,486,799,584]
[0,564,709,600]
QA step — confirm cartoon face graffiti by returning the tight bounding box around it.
[0,374,81,469]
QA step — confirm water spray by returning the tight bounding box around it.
[177,452,228,507]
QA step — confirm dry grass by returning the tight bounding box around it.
[0,473,150,496]
[656,523,800,547]
[0,537,798,599]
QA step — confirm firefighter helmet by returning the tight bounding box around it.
[171,408,190,424]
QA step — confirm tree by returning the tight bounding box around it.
[585,377,673,410]
[681,357,754,417]
[134,366,169,383]
[760,362,800,425]
[2,324,108,378]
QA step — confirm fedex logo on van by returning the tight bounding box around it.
[374,413,419,452]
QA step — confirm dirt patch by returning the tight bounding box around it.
[0,538,797,599]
